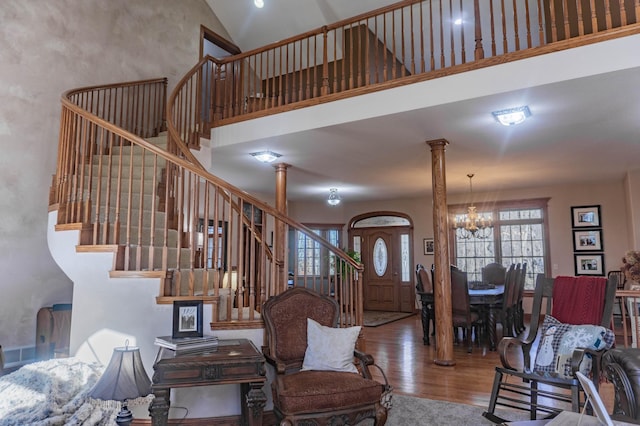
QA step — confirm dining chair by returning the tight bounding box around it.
[494,264,517,339]
[513,263,527,335]
[415,264,435,345]
[482,263,507,285]
[608,270,627,326]
[451,267,483,353]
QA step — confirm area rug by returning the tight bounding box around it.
[363,311,415,327]
[372,394,530,425]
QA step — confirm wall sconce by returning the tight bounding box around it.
[250,150,281,163]
[327,188,341,206]
[492,105,531,126]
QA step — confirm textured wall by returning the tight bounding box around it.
[0,0,229,349]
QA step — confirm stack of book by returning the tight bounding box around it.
[154,335,219,354]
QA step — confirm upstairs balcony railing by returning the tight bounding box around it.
[181,0,639,148]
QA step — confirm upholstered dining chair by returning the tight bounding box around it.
[483,273,618,423]
[451,267,483,353]
[262,287,391,426]
[415,264,435,345]
[482,263,507,286]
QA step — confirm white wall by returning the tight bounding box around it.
[0,0,229,351]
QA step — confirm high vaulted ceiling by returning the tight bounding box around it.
[205,0,640,203]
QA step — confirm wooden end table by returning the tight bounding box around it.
[149,338,267,426]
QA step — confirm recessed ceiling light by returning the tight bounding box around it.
[492,106,531,126]
[254,0,264,8]
[250,150,281,163]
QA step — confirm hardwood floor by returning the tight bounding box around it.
[362,312,617,413]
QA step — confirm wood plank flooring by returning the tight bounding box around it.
[362,312,617,413]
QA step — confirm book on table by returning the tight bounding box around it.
[154,335,219,351]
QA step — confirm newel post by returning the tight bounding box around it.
[427,139,455,366]
[274,163,291,293]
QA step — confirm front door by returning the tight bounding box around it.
[351,220,414,313]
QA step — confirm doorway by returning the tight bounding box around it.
[348,212,414,312]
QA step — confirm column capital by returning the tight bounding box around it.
[426,138,449,149]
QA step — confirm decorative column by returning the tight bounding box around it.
[427,139,455,366]
[274,163,291,293]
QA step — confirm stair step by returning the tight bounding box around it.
[85,163,163,180]
[126,246,195,270]
[92,153,166,167]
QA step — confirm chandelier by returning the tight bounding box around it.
[454,174,493,239]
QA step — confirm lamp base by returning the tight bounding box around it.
[115,404,133,426]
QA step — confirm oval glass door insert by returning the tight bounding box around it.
[373,237,388,276]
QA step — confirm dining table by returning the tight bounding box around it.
[416,283,505,351]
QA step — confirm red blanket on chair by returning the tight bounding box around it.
[552,276,607,325]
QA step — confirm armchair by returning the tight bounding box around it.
[262,287,391,426]
[483,273,618,423]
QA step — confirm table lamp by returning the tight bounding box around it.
[89,341,152,425]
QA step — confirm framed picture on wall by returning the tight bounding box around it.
[574,254,605,276]
[571,205,601,228]
[172,300,203,338]
[423,238,434,255]
[573,229,603,252]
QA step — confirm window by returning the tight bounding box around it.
[292,225,342,276]
[451,199,550,290]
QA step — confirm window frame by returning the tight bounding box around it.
[291,223,344,277]
[449,198,551,290]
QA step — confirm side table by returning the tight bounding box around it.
[149,338,267,426]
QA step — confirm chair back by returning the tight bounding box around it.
[525,274,617,341]
[608,270,626,290]
[482,263,507,285]
[514,263,527,306]
[416,264,433,293]
[501,264,517,312]
[451,267,471,320]
[262,287,339,366]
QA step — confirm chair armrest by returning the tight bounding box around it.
[498,336,536,371]
[354,349,375,378]
[262,346,303,374]
[571,347,606,390]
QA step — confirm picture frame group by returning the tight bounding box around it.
[570,205,604,276]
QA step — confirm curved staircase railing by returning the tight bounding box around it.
[50,78,364,330]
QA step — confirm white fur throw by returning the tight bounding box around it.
[0,357,151,425]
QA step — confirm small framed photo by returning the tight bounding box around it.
[423,238,434,255]
[573,229,603,252]
[172,300,203,338]
[574,254,605,276]
[571,205,601,228]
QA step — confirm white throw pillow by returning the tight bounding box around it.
[302,318,361,373]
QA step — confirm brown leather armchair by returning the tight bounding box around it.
[262,287,391,426]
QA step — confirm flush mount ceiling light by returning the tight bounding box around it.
[250,150,281,163]
[492,105,531,126]
[327,188,341,206]
[254,0,264,8]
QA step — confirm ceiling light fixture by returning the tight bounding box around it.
[254,0,264,8]
[492,105,531,126]
[327,188,341,206]
[453,174,493,239]
[250,150,281,163]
